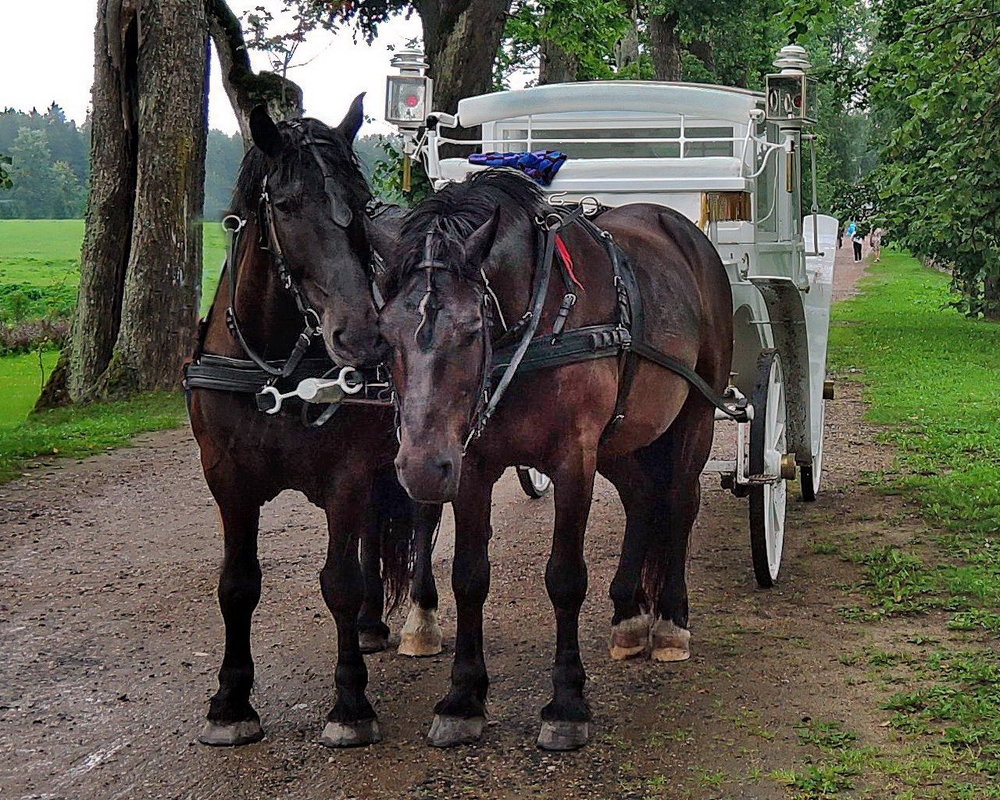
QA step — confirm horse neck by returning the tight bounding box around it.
[201,217,308,359]
[482,217,539,322]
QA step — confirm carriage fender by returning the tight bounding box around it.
[745,277,813,467]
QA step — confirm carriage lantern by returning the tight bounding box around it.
[765,44,816,124]
[385,51,432,131]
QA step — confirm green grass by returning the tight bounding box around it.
[827,249,1000,797]
[0,219,226,483]
[0,349,61,427]
[0,219,228,312]
[0,393,187,484]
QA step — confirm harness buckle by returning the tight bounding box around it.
[222,215,245,234]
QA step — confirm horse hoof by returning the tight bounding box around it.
[398,607,443,657]
[320,719,381,748]
[359,631,389,654]
[609,613,652,661]
[197,719,264,747]
[537,720,590,751]
[650,619,691,662]
[427,714,484,747]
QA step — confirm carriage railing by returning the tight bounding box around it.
[425,115,786,182]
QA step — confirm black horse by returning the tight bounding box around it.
[187,98,440,748]
[378,170,733,749]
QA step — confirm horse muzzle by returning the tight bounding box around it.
[394,448,461,504]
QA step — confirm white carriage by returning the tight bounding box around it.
[386,47,837,587]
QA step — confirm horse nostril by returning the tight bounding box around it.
[436,456,455,483]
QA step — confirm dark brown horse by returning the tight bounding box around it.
[378,169,733,750]
[187,99,441,749]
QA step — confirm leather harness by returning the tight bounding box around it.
[184,199,746,434]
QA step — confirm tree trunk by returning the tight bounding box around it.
[688,38,714,73]
[984,271,1000,321]
[614,1,641,73]
[206,0,302,147]
[539,39,579,84]
[420,0,512,157]
[648,11,683,81]
[98,0,209,397]
[48,0,139,406]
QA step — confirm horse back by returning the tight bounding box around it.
[595,202,733,390]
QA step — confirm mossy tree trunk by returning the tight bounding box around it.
[38,0,208,406]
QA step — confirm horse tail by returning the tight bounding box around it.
[372,468,415,614]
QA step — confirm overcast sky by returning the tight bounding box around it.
[2,1,422,135]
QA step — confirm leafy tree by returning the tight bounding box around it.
[868,0,1000,318]
[6,128,60,219]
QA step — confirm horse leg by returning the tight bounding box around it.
[199,497,266,746]
[318,479,381,747]
[399,503,443,657]
[537,453,597,751]
[427,466,496,747]
[643,407,715,663]
[602,453,657,661]
[358,525,390,654]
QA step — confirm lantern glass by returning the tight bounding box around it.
[385,76,428,126]
[764,73,817,123]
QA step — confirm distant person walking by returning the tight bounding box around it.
[851,229,865,262]
[870,227,885,262]
[837,225,843,249]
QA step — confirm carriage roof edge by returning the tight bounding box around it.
[454,81,765,128]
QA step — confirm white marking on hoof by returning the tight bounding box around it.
[650,619,691,662]
[398,606,443,657]
[319,718,381,748]
[427,714,484,747]
[537,720,590,751]
[198,718,264,747]
[609,613,652,661]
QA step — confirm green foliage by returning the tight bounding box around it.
[0,127,85,219]
[368,135,430,206]
[868,0,1000,317]
[0,153,11,190]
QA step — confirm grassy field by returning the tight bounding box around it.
[0,349,61,427]
[0,219,228,307]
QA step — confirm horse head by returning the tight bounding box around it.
[239,96,381,367]
[380,170,542,502]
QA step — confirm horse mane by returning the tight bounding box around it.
[229,117,371,219]
[395,169,546,283]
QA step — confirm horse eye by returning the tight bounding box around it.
[273,197,300,213]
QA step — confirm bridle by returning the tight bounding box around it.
[403,210,569,453]
[410,232,499,453]
[223,128,370,380]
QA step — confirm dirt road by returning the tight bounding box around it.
[1,240,909,799]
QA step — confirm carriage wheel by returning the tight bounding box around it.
[799,398,825,502]
[749,349,789,588]
[516,467,552,498]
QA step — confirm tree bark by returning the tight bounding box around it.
[418,0,512,157]
[48,0,139,406]
[206,0,302,147]
[539,39,579,84]
[98,0,209,397]
[648,11,683,81]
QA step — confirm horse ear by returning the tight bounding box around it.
[465,207,502,267]
[249,105,282,157]
[338,93,365,143]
